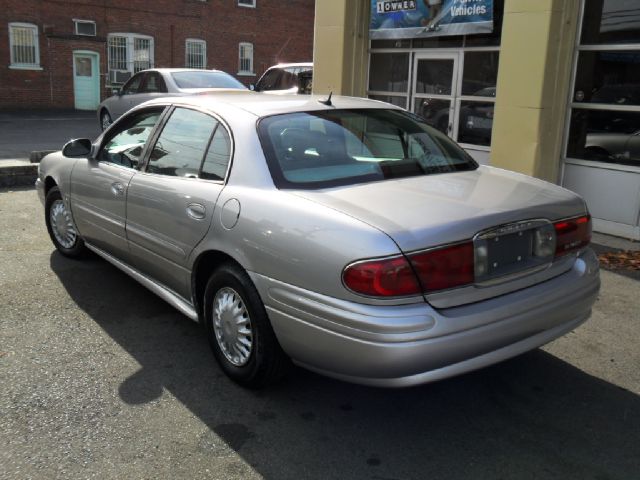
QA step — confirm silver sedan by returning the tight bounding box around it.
[37,93,600,388]
[97,68,247,130]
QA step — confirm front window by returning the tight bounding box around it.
[8,22,40,69]
[98,109,164,169]
[185,39,206,69]
[238,42,254,75]
[258,109,477,189]
[170,71,245,89]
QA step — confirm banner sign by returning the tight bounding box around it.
[370,0,493,39]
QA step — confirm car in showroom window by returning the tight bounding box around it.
[37,93,600,388]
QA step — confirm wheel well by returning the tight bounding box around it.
[44,177,57,197]
[192,250,243,320]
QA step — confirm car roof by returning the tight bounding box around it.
[140,68,230,74]
[142,92,403,118]
[266,62,313,69]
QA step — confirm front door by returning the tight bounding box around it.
[411,53,459,139]
[70,107,165,261]
[73,52,100,110]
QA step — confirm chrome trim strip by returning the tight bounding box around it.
[126,223,187,258]
[85,242,198,322]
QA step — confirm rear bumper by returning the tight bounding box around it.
[250,248,600,387]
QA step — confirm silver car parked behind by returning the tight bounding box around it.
[38,93,600,388]
[97,68,247,130]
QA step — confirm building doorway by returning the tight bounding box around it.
[73,51,100,110]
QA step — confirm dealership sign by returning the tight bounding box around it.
[370,0,493,39]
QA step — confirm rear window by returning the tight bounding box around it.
[171,71,246,90]
[258,109,478,189]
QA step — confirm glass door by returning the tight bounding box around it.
[412,53,459,138]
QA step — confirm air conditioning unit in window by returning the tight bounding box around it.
[108,70,131,85]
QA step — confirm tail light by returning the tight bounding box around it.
[554,215,591,256]
[342,256,421,297]
[342,242,474,297]
[408,242,475,292]
[344,215,591,298]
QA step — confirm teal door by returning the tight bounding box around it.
[73,52,100,110]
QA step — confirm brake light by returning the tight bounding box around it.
[554,215,591,256]
[408,242,475,292]
[342,256,421,297]
[343,242,476,297]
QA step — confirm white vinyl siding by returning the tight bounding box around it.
[185,39,206,69]
[8,22,40,69]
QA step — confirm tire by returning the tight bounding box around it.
[100,109,112,131]
[204,263,289,388]
[45,186,86,258]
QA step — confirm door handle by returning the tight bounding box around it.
[110,182,125,196]
[186,203,206,220]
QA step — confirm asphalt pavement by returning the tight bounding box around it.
[0,110,101,160]
[0,187,639,480]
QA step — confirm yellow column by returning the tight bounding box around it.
[312,0,369,96]
[490,0,580,182]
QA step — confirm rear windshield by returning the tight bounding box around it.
[171,71,246,90]
[258,109,478,189]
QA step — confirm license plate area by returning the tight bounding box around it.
[474,220,555,284]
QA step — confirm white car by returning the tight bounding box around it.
[97,68,247,130]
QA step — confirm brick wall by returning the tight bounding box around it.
[0,0,315,109]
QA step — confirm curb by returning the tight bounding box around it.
[0,163,37,188]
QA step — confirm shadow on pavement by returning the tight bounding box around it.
[50,252,640,480]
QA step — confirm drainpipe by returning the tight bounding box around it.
[170,24,175,67]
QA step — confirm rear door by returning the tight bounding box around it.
[125,106,233,298]
[70,107,165,261]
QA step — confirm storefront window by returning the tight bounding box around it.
[567,109,640,166]
[566,1,640,165]
[573,51,640,105]
[458,101,494,146]
[368,53,410,92]
[581,0,640,45]
[462,51,499,96]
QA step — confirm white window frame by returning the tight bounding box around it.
[73,19,96,36]
[238,42,254,76]
[238,0,256,8]
[8,22,41,70]
[185,38,207,69]
[107,33,154,80]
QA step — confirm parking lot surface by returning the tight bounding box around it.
[1,187,639,480]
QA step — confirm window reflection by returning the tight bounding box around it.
[567,109,640,165]
[368,95,407,108]
[574,51,640,106]
[462,51,499,96]
[581,0,640,45]
[414,98,450,134]
[368,53,410,93]
[457,101,494,146]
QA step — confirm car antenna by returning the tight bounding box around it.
[318,91,333,106]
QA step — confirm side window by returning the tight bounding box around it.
[122,73,144,94]
[201,126,231,181]
[256,68,282,91]
[140,72,167,93]
[97,109,163,169]
[147,108,218,178]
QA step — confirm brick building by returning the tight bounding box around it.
[0,0,315,110]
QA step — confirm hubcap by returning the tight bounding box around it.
[101,113,111,130]
[212,287,253,367]
[50,199,77,249]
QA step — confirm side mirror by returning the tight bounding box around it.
[62,138,92,158]
[249,84,255,91]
